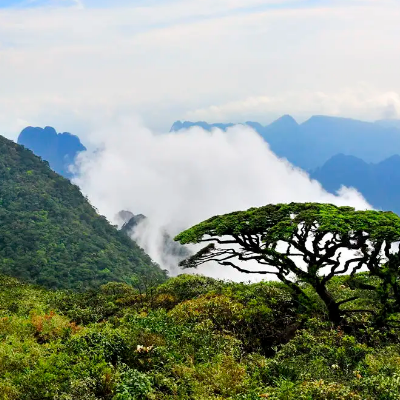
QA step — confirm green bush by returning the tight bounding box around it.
[113,367,153,400]
[0,273,400,399]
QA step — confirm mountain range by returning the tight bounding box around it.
[171,116,400,171]
[16,116,400,219]
[310,154,400,214]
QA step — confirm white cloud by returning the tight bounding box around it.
[73,119,370,281]
[0,1,400,138]
[9,0,84,9]
[72,0,84,9]
[184,86,400,123]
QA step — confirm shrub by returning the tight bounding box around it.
[113,367,153,400]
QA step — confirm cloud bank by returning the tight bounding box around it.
[73,120,370,281]
[185,87,400,124]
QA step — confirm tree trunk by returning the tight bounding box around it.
[315,283,342,326]
[276,274,342,325]
[277,274,311,305]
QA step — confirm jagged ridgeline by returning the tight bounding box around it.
[0,135,167,290]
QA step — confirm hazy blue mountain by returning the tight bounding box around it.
[170,120,236,132]
[310,154,400,214]
[285,116,400,170]
[18,126,86,179]
[171,115,400,170]
[375,119,400,129]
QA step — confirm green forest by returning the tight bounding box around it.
[1,137,400,398]
[1,272,400,399]
[0,135,166,290]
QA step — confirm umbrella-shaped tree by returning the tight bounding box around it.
[175,203,400,325]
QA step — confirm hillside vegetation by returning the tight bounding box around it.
[1,273,400,399]
[0,135,166,290]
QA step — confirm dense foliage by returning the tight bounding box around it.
[0,135,166,290]
[175,202,400,325]
[1,273,400,399]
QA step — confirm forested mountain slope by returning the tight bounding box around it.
[0,135,166,290]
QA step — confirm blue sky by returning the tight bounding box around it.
[0,0,184,7]
[0,0,359,10]
[0,0,399,138]
[0,0,71,7]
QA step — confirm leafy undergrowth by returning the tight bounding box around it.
[0,273,400,399]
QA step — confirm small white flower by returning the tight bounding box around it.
[136,345,144,352]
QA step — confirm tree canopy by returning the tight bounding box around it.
[175,202,400,325]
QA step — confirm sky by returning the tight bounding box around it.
[0,0,400,139]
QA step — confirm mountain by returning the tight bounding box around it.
[170,120,235,132]
[375,119,400,129]
[115,210,135,227]
[121,213,192,266]
[171,115,400,170]
[121,213,148,233]
[17,126,86,179]
[282,116,400,170]
[310,153,400,214]
[0,134,167,290]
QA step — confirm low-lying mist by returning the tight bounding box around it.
[73,117,371,281]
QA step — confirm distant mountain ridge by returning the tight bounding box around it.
[170,120,236,132]
[310,154,400,214]
[17,117,400,226]
[17,126,86,179]
[375,119,400,129]
[171,116,400,171]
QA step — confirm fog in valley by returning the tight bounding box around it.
[73,117,371,281]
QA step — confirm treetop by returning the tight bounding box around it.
[174,202,400,245]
